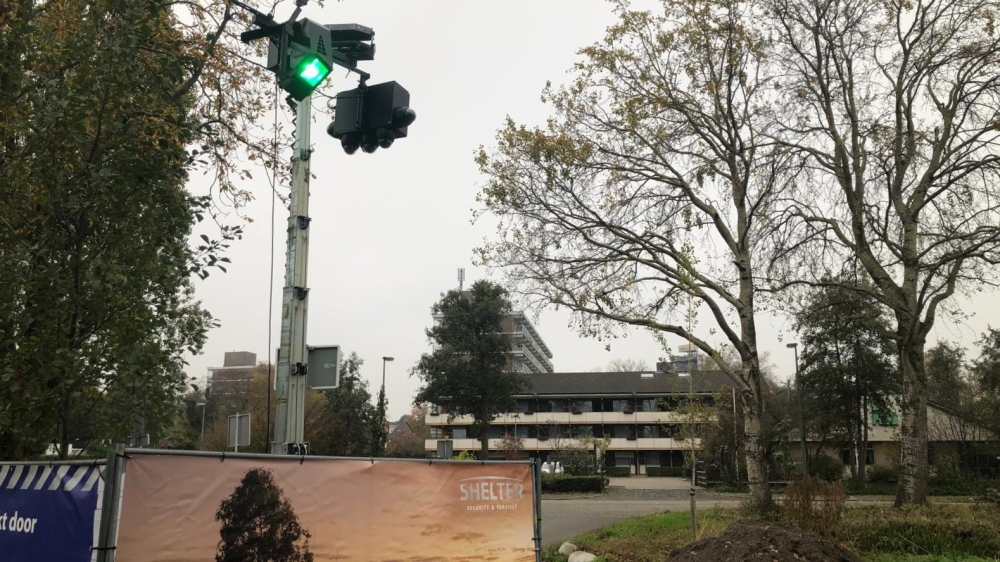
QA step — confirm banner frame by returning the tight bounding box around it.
[0,457,108,562]
[102,448,542,562]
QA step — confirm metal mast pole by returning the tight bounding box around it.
[272,94,313,454]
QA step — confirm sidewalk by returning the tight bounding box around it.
[608,476,696,490]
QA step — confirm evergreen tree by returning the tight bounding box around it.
[794,276,899,483]
[413,281,526,459]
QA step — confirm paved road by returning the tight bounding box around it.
[541,488,740,546]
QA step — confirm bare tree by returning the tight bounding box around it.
[607,358,651,372]
[765,0,1000,505]
[477,0,792,510]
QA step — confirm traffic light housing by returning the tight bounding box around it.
[327,81,416,154]
[261,19,375,102]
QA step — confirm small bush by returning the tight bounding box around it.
[810,454,846,482]
[608,466,631,477]
[980,488,1000,505]
[869,465,898,484]
[564,466,596,476]
[781,476,846,537]
[541,474,605,493]
[646,466,685,477]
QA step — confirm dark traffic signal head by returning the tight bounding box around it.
[263,19,375,102]
[327,81,415,154]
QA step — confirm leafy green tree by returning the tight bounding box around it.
[215,468,313,562]
[972,329,1000,396]
[309,353,377,457]
[926,342,968,411]
[413,281,526,459]
[794,278,899,483]
[0,0,233,459]
[370,384,388,457]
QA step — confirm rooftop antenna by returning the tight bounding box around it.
[458,268,465,291]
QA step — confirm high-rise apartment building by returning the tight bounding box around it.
[208,351,257,394]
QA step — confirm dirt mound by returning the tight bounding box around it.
[667,520,861,562]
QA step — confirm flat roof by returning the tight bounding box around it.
[514,370,734,397]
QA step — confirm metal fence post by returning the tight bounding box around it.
[533,457,543,562]
[96,444,126,562]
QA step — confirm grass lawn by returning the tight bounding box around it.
[544,503,1000,562]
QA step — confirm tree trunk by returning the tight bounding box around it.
[859,395,868,486]
[479,434,489,460]
[895,340,929,506]
[741,390,771,512]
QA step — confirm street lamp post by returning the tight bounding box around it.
[372,356,394,457]
[382,356,394,391]
[196,402,207,444]
[787,343,808,476]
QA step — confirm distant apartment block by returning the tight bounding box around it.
[425,365,731,474]
[208,351,257,394]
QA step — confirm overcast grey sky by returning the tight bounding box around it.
[187,0,1000,421]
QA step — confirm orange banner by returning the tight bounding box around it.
[114,455,536,562]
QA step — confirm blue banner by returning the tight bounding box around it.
[0,463,103,562]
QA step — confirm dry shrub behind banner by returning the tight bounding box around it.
[782,476,846,537]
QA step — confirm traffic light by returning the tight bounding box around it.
[267,19,334,101]
[256,19,375,102]
[327,81,416,154]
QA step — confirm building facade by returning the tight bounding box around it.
[424,369,732,474]
[208,351,257,394]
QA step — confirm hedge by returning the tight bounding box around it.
[646,466,686,477]
[609,466,631,477]
[541,475,605,493]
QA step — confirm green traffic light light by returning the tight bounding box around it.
[296,55,331,88]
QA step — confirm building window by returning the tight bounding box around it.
[572,425,594,438]
[639,399,657,412]
[658,397,680,412]
[452,428,468,439]
[646,451,661,466]
[571,401,594,413]
[872,404,899,426]
[660,424,680,438]
[866,444,875,465]
[613,425,631,439]
[615,453,634,467]
[548,399,568,413]
[515,400,535,414]
[640,425,658,438]
[613,399,633,412]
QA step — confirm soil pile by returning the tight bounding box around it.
[667,520,861,562]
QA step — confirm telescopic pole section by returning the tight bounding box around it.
[272,95,313,454]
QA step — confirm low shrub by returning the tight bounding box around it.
[608,466,632,477]
[541,474,605,494]
[810,454,846,482]
[781,476,846,537]
[564,466,597,476]
[869,465,898,484]
[979,487,1000,505]
[646,466,685,477]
